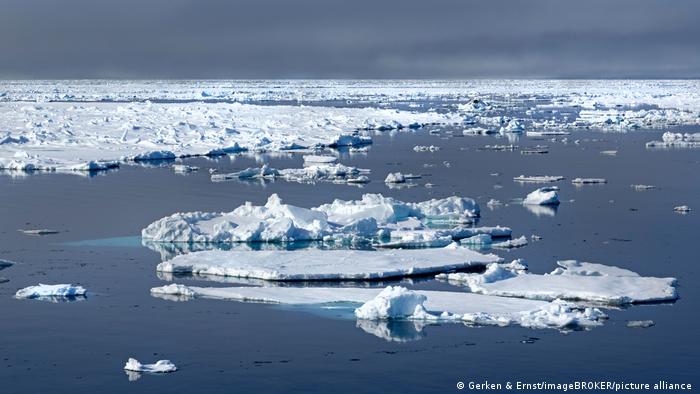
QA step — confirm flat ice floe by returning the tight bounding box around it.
[646,132,700,148]
[211,163,371,185]
[151,284,605,330]
[15,284,87,299]
[514,175,564,183]
[156,246,501,281]
[142,193,480,244]
[437,260,677,305]
[0,101,461,172]
[572,178,607,185]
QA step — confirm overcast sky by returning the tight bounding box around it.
[1,0,699,79]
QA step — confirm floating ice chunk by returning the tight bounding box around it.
[460,234,492,247]
[156,246,501,281]
[523,187,560,205]
[18,229,60,235]
[172,164,198,173]
[500,119,525,133]
[486,199,501,208]
[354,286,429,320]
[212,164,280,181]
[526,131,570,137]
[520,146,549,155]
[123,358,177,374]
[514,175,564,183]
[626,320,655,328]
[673,205,691,214]
[151,284,604,330]
[375,231,453,249]
[384,172,421,184]
[646,132,700,148]
[458,99,491,113]
[15,284,87,299]
[631,184,656,190]
[438,260,677,305]
[413,145,440,152]
[462,127,494,135]
[302,155,337,164]
[492,235,528,249]
[600,150,618,156]
[572,178,607,185]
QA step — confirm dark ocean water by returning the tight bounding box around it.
[0,125,698,393]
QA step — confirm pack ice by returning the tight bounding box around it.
[142,193,481,244]
[437,260,677,305]
[124,358,177,374]
[0,101,462,172]
[211,163,371,185]
[156,246,501,281]
[151,284,605,330]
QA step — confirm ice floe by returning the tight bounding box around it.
[492,236,528,249]
[646,132,700,148]
[18,229,60,235]
[151,284,605,330]
[172,164,198,174]
[523,187,560,205]
[384,172,421,184]
[572,178,607,185]
[124,358,177,374]
[212,163,370,185]
[437,260,677,305]
[626,320,655,328]
[412,145,440,152]
[631,184,656,191]
[156,246,501,281]
[673,206,691,214]
[143,193,482,245]
[514,175,564,183]
[15,284,87,299]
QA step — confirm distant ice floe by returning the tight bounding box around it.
[413,145,440,152]
[523,187,560,205]
[437,260,677,306]
[0,101,461,173]
[384,172,421,184]
[212,163,370,185]
[18,229,60,235]
[156,246,501,281]
[673,206,691,214]
[646,132,700,148]
[142,193,481,244]
[514,175,564,183]
[571,178,607,185]
[492,235,528,249]
[124,358,177,377]
[15,284,87,300]
[172,164,198,174]
[631,184,656,191]
[626,320,655,328]
[151,284,605,331]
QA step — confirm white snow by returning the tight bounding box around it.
[437,260,677,305]
[156,246,502,281]
[151,284,604,330]
[123,358,177,374]
[514,175,565,183]
[523,187,560,205]
[15,284,87,299]
[142,193,481,244]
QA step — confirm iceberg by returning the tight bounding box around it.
[15,284,87,299]
[156,246,502,281]
[151,284,604,330]
[523,187,560,205]
[437,260,677,305]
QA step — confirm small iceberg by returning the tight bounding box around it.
[15,284,87,300]
[124,358,177,374]
[523,187,560,205]
[384,172,421,184]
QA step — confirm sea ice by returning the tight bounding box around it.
[155,246,502,281]
[437,260,677,305]
[384,172,421,184]
[15,284,87,299]
[626,320,655,328]
[123,358,177,374]
[523,187,560,205]
[492,236,528,249]
[151,284,605,330]
[572,178,607,185]
[673,206,691,214]
[172,164,198,174]
[413,145,440,152]
[631,184,656,191]
[514,175,565,183]
[18,229,60,235]
[646,132,700,148]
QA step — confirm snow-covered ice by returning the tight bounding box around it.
[156,246,501,281]
[15,284,87,299]
[523,187,560,205]
[514,175,564,183]
[572,178,607,185]
[123,358,177,374]
[673,206,691,214]
[212,163,370,185]
[492,236,528,249]
[646,132,700,148]
[437,260,677,305]
[631,184,656,191]
[143,193,481,244]
[384,172,421,184]
[151,284,605,330]
[626,320,655,328]
[18,229,60,235]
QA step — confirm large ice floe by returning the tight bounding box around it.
[151,284,605,331]
[156,246,501,281]
[523,187,560,206]
[14,284,87,300]
[211,163,371,186]
[437,260,677,306]
[646,132,700,148]
[142,193,481,244]
[0,101,461,172]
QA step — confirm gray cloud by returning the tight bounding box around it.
[0,0,698,78]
